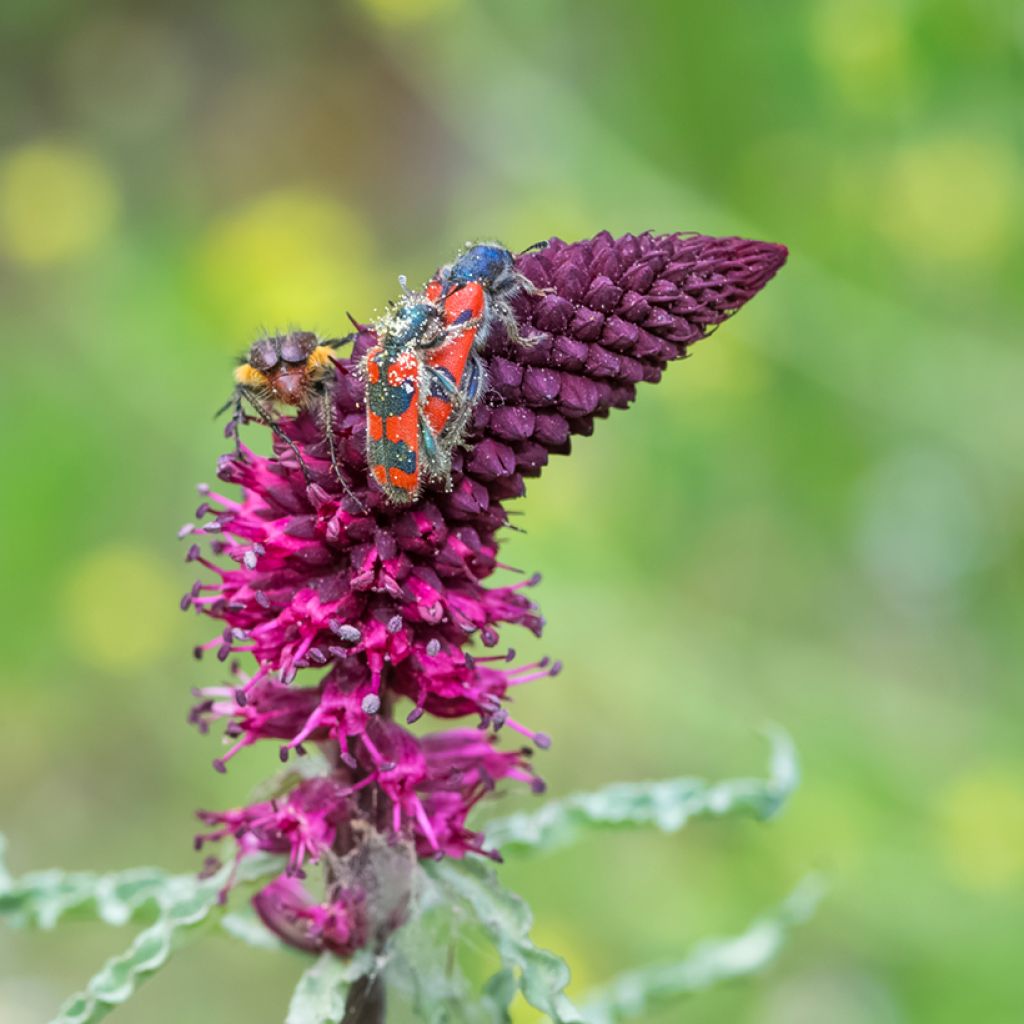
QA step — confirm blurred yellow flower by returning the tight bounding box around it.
[60,542,179,674]
[878,137,1019,269]
[196,189,376,344]
[0,141,119,266]
[938,764,1024,891]
[360,0,463,27]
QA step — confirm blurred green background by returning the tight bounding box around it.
[1,0,1022,1020]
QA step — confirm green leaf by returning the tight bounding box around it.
[0,850,284,932]
[1,864,174,930]
[0,840,285,1024]
[427,858,584,1023]
[485,728,797,856]
[581,875,826,1024]
[49,881,224,1024]
[221,907,287,952]
[285,949,377,1024]
[387,867,534,1024]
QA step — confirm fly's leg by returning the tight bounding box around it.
[240,391,314,487]
[318,387,367,512]
[215,390,249,462]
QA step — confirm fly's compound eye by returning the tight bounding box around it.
[248,336,280,371]
[280,331,318,364]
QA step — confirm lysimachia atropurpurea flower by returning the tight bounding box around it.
[183,231,787,956]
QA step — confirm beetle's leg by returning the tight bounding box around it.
[418,409,450,484]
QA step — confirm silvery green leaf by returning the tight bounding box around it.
[48,880,224,1024]
[221,908,287,951]
[427,858,584,1023]
[0,864,170,930]
[285,949,377,1024]
[387,867,507,1024]
[481,968,517,1022]
[0,848,284,932]
[581,875,826,1024]
[0,841,286,1024]
[485,728,797,856]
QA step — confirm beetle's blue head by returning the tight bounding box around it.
[446,243,515,290]
[384,301,442,352]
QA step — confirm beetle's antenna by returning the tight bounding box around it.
[519,240,548,255]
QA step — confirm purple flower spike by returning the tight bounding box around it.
[186,231,785,955]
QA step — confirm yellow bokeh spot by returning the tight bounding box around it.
[360,0,462,27]
[196,190,375,343]
[878,136,1019,269]
[60,543,179,674]
[938,764,1024,891]
[810,0,916,111]
[0,141,119,266]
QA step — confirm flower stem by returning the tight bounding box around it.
[342,975,385,1024]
